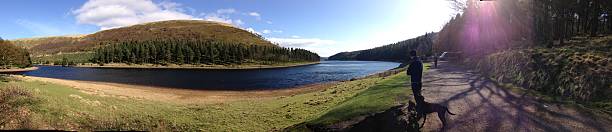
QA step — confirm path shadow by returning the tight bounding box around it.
[421,62,610,132]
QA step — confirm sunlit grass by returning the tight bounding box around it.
[305,63,429,127]
[0,75,385,131]
[307,72,412,125]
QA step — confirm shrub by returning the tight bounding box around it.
[471,48,611,101]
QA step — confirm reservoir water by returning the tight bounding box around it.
[23,61,400,90]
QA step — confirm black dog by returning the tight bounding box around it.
[408,101,456,128]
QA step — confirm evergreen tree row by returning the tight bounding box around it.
[437,0,612,56]
[90,40,319,65]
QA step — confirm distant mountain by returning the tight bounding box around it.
[11,20,276,55]
[328,33,436,62]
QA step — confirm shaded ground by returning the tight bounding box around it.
[420,62,612,131]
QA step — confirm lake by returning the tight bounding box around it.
[23,61,400,90]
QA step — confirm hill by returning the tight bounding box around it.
[11,20,275,55]
[328,33,436,62]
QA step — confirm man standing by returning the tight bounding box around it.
[407,50,424,105]
[434,53,438,68]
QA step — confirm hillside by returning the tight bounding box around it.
[328,33,435,62]
[11,20,276,55]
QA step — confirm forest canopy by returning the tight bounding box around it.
[436,0,612,56]
[328,33,435,62]
[90,40,320,65]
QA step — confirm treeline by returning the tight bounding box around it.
[328,33,435,62]
[437,0,612,56]
[532,0,612,45]
[436,0,612,101]
[90,40,320,65]
[0,37,32,68]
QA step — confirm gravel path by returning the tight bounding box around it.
[419,62,612,132]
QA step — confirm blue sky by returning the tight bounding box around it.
[0,0,457,56]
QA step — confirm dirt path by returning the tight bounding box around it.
[420,62,612,132]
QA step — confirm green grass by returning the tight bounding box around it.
[0,75,387,131]
[307,72,412,125]
[305,63,429,126]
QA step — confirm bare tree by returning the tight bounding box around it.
[447,0,467,12]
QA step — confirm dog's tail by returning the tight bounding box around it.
[446,107,456,115]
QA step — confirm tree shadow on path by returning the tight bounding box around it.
[420,62,611,132]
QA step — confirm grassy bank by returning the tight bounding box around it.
[308,72,412,125]
[0,71,396,131]
[285,64,429,131]
[469,36,611,111]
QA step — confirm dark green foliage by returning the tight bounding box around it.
[90,40,319,65]
[53,57,76,67]
[532,0,612,45]
[0,38,32,68]
[329,33,435,62]
[471,44,611,101]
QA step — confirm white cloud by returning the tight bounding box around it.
[267,37,336,48]
[205,15,233,24]
[234,19,244,25]
[248,12,260,17]
[203,8,245,26]
[262,29,271,34]
[159,1,181,11]
[245,27,260,35]
[291,35,300,38]
[73,0,201,30]
[248,12,261,20]
[216,8,236,14]
[260,29,282,34]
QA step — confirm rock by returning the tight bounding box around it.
[348,105,419,132]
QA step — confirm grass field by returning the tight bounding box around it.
[0,75,383,131]
[0,64,427,131]
[308,72,412,125]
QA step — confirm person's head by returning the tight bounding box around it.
[409,50,417,57]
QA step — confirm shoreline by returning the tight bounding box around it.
[73,61,321,70]
[0,67,39,73]
[13,75,337,104]
[12,61,402,103]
